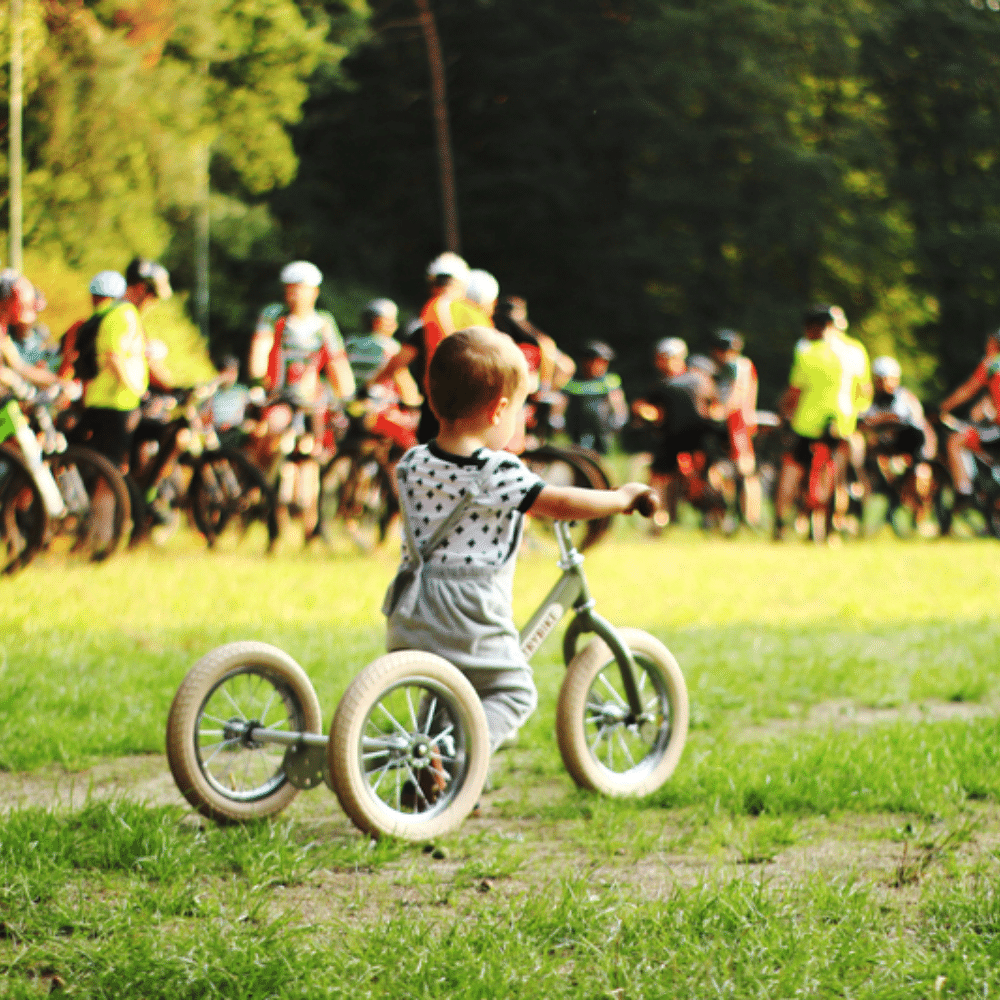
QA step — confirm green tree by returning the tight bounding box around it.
[862,0,1000,394]
[277,0,923,402]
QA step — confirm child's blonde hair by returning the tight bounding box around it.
[428,327,527,422]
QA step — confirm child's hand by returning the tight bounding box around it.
[620,483,659,517]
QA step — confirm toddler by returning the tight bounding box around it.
[383,326,652,753]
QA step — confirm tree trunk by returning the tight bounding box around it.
[414,0,460,253]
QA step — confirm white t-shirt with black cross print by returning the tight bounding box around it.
[394,442,546,569]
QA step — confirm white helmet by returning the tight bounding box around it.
[464,269,499,307]
[89,270,127,298]
[280,261,323,287]
[426,252,470,283]
[871,356,902,379]
[655,337,688,360]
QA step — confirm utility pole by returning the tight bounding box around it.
[9,0,24,271]
[194,142,210,341]
[414,0,460,253]
[193,60,210,341]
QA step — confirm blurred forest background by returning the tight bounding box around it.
[2,0,999,403]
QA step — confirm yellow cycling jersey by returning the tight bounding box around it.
[789,335,843,439]
[84,301,149,411]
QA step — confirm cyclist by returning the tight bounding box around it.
[562,341,628,455]
[939,328,1000,497]
[773,305,845,540]
[345,298,420,452]
[7,282,59,374]
[859,355,937,527]
[58,271,127,382]
[72,258,173,467]
[493,295,575,443]
[0,271,71,396]
[632,337,723,527]
[346,299,420,402]
[709,328,762,526]
[247,260,355,539]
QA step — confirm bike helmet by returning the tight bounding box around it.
[655,337,687,360]
[803,304,834,327]
[362,298,399,329]
[464,269,500,307]
[426,252,470,283]
[125,258,172,300]
[871,356,902,380]
[581,340,615,362]
[711,328,744,353]
[89,270,127,299]
[279,260,322,287]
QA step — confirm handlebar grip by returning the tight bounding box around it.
[633,490,658,518]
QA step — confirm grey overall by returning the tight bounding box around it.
[383,452,538,751]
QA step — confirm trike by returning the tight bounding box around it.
[166,517,689,841]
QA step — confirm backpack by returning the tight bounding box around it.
[72,302,125,382]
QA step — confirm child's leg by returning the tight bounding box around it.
[462,668,538,753]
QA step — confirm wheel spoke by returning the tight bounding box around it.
[615,729,637,769]
[220,685,249,721]
[375,700,411,739]
[597,671,628,710]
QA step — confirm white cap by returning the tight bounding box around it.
[426,252,470,282]
[655,337,688,359]
[89,271,127,298]
[464,269,499,307]
[872,356,901,379]
[280,261,323,287]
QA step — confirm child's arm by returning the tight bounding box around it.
[530,482,656,522]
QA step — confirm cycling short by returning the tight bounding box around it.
[74,407,135,467]
[651,425,719,474]
[784,432,838,469]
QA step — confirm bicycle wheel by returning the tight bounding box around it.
[934,468,989,539]
[329,650,491,840]
[0,443,49,574]
[557,628,688,797]
[522,444,613,551]
[320,450,396,551]
[166,642,323,823]
[188,449,278,550]
[47,445,132,561]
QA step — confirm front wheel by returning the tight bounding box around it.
[0,443,49,574]
[329,651,491,840]
[557,628,688,797]
[166,642,323,823]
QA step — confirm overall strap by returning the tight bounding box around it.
[401,450,506,567]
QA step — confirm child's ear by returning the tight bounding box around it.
[490,395,511,426]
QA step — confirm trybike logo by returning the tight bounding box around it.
[521,603,564,659]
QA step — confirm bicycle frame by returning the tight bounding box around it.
[518,521,645,720]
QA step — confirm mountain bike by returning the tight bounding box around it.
[166,506,688,840]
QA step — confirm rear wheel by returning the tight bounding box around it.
[0,443,49,574]
[166,642,323,823]
[329,651,491,840]
[319,449,396,551]
[522,444,613,551]
[188,449,278,550]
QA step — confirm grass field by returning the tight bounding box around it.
[2,530,999,996]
